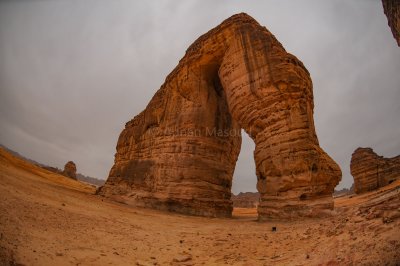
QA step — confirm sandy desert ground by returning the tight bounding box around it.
[0,147,399,266]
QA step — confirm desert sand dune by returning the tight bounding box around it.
[0,147,399,265]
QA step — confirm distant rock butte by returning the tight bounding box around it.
[351,148,400,194]
[63,161,77,180]
[382,0,400,46]
[98,13,341,220]
[231,192,260,208]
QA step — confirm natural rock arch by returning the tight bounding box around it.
[98,13,341,220]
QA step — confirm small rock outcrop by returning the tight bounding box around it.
[382,0,400,46]
[98,13,341,220]
[63,161,77,180]
[351,148,400,194]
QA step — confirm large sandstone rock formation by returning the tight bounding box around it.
[98,13,341,220]
[382,0,400,46]
[63,161,77,180]
[351,148,400,194]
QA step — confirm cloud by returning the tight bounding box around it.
[0,0,399,193]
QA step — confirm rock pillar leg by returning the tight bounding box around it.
[219,24,341,220]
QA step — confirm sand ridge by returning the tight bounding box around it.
[0,147,399,265]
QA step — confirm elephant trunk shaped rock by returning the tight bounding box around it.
[97,13,341,220]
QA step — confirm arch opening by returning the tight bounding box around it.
[231,131,257,195]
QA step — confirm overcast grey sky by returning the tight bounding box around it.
[0,0,399,194]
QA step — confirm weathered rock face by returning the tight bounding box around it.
[351,148,400,194]
[98,13,341,220]
[63,161,77,180]
[382,0,400,46]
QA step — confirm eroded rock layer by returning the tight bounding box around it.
[382,0,400,46]
[351,148,400,194]
[98,13,341,220]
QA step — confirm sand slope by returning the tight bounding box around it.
[0,147,399,265]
